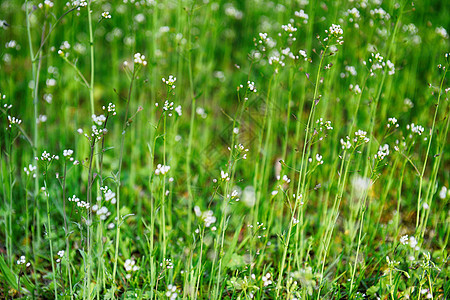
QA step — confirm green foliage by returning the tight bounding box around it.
[0,0,449,299]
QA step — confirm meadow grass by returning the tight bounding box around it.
[0,0,449,299]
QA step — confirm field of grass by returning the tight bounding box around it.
[0,0,449,299]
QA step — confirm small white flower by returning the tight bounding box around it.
[63,149,74,157]
[315,154,324,164]
[101,11,111,19]
[409,236,418,249]
[133,53,147,66]
[400,235,409,245]
[174,105,182,116]
[262,272,272,286]
[155,164,171,176]
[17,256,26,265]
[221,170,230,181]
[438,186,447,199]
[162,75,177,89]
[294,9,309,23]
[328,24,343,36]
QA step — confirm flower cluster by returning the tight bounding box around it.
[7,115,22,130]
[69,0,88,10]
[349,84,362,94]
[316,118,333,131]
[160,100,182,117]
[268,52,286,73]
[262,272,273,286]
[57,41,71,57]
[281,23,297,36]
[24,164,37,178]
[165,284,178,299]
[279,174,290,184]
[162,75,177,90]
[315,154,324,165]
[160,258,174,269]
[399,235,419,250]
[340,136,352,150]
[124,258,140,279]
[364,52,395,76]
[224,4,243,20]
[406,123,424,136]
[38,0,54,9]
[328,24,343,37]
[17,255,31,267]
[68,195,90,209]
[231,143,249,160]
[354,130,370,144]
[340,130,370,150]
[247,81,257,93]
[92,114,106,126]
[100,186,117,204]
[194,206,217,227]
[387,117,399,128]
[281,47,300,60]
[435,26,449,39]
[220,170,230,181]
[228,189,240,202]
[325,24,344,45]
[295,9,309,24]
[374,144,389,160]
[62,149,76,164]
[5,40,20,50]
[77,114,110,141]
[370,8,390,21]
[155,164,170,175]
[298,49,308,61]
[101,11,111,19]
[92,205,111,220]
[133,53,147,66]
[56,250,64,263]
[346,8,360,24]
[102,102,116,115]
[254,32,276,52]
[36,151,59,162]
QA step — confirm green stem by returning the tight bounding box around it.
[186,5,196,237]
[112,66,136,282]
[416,68,447,229]
[44,174,58,299]
[276,45,327,298]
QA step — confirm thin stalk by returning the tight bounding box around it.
[44,172,58,299]
[252,74,274,232]
[62,162,74,299]
[7,141,13,267]
[276,46,327,297]
[420,103,450,241]
[112,67,136,281]
[84,142,95,300]
[87,0,95,115]
[416,68,447,229]
[185,5,196,237]
[317,149,353,297]
[25,1,43,292]
[161,113,167,258]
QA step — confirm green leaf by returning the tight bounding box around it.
[0,255,18,289]
[367,285,378,296]
[0,255,34,293]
